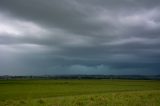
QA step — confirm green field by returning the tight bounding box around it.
[0,80,160,106]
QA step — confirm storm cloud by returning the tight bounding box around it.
[0,0,160,75]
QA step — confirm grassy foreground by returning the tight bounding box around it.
[0,80,160,106]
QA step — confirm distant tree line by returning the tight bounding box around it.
[0,75,160,80]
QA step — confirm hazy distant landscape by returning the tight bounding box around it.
[1,75,160,80]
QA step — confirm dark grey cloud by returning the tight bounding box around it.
[0,0,160,75]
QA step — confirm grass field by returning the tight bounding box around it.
[0,79,160,106]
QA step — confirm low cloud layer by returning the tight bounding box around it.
[0,0,160,75]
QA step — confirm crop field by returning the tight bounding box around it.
[0,80,160,106]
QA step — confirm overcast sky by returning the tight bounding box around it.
[0,0,160,75]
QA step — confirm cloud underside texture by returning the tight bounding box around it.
[0,0,160,75]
